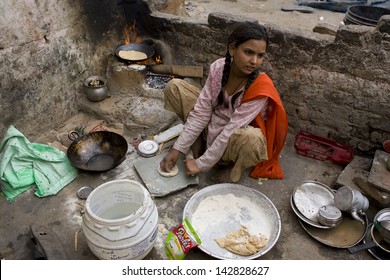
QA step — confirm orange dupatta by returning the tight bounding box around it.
[241,74,288,179]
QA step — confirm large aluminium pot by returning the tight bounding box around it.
[67,131,128,172]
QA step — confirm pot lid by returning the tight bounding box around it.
[137,140,159,157]
[77,186,94,199]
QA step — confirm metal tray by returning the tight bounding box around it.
[292,180,335,224]
[299,213,368,248]
[183,183,281,260]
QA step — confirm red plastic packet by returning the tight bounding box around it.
[165,218,201,260]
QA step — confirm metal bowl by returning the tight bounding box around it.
[317,205,343,228]
[371,222,390,254]
[183,183,281,260]
[374,208,390,245]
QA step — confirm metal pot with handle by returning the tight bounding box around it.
[115,43,154,62]
[67,131,128,172]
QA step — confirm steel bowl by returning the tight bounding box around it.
[183,183,281,260]
[317,205,343,228]
[374,208,390,244]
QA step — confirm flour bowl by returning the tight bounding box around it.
[183,183,281,260]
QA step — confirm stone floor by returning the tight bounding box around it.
[0,109,385,260]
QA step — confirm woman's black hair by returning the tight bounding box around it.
[216,21,269,107]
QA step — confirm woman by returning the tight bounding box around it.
[160,21,288,182]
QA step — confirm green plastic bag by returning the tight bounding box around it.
[0,125,78,201]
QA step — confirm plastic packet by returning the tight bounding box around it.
[165,217,202,260]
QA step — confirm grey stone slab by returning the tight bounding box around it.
[133,152,199,197]
[334,155,372,190]
[334,154,390,207]
[368,150,390,193]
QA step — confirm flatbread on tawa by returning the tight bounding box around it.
[118,50,147,61]
[214,225,268,256]
[157,165,179,177]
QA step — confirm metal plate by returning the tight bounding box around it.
[183,183,281,260]
[298,213,368,248]
[292,180,335,224]
[290,195,332,229]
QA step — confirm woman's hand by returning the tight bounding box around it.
[160,148,180,172]
[184,158,201,176]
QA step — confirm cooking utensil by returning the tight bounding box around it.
[292,180,335,224]
[348,223,390,254]
[374,208,390,244]
[183,183,281,260]
[137,140,159,157]
[299,214,367,249]
[317,205,343,227]
[115,43,154,62]
[290,195,333,229]
[67,131,128,172]
[83,76,108,102]
[334,186,369,224]
[362,224,390,260]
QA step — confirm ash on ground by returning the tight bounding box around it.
[146,73,173,89]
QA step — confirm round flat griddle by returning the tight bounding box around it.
[115,43,154,62]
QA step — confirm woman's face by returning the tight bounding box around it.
[229,39,267,76]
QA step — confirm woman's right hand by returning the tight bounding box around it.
[160,148,181,172]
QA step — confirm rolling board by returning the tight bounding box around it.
[133,152,199,197]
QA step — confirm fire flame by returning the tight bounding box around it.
[124,21,140,45]
[122,21,163,65]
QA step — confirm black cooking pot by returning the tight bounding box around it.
[115,43,155,62]
[67,131,128,172]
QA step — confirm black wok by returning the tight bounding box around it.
[115,43,155,62]
[67,131,128,172]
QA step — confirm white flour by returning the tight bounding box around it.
[190,193,271,239]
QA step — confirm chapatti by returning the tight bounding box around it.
[118,50,147,61]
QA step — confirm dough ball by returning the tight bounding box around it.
[157,165,179,177]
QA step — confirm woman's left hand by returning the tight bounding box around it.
[184,158,201,177]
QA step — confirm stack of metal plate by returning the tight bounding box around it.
[291,180,367,249]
